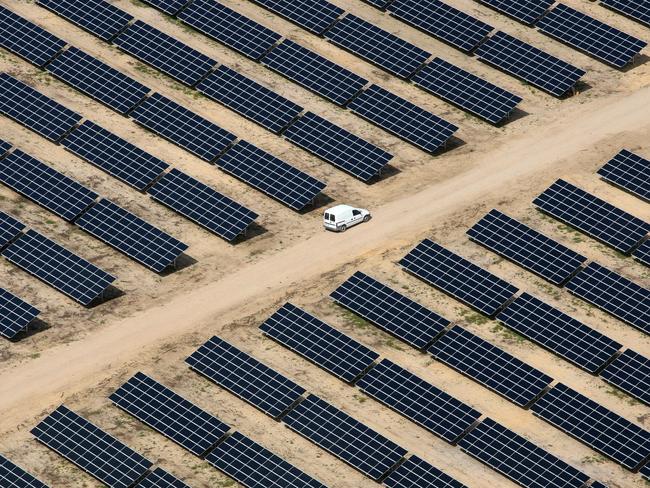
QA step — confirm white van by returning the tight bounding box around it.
[323,204,371,232]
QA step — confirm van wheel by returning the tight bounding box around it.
[363,214,371,223]
[339,225,347,232]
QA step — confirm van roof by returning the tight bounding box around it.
[325,204,354,216]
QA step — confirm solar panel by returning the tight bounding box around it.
[634,239,650,266]
[467,209,587,285]
[178,0,282,60]
[206,431,327,488]
[536,4,647,68]
[135,468,189,488]
[0,73,83,142]
[260,303,379,383]
[388,0,493,52]
[0,288,40,340]
[531,383,650,469]
[475,32,585,97]
[597,149,650,202]
[139,0,190,16]
[533,179,650,253]
[412,58,522,124]
[600,349,650,405]
[31,405,152,488]
[2,230,116,306]
[357,359,480,442]
[476,0,553,25]
[0,454,48,488]
[0,6,66,67]
[330,271,450,349]
[113,21,216,87]
[61,121,169,191]
[130,93,237,161]
[383,455,466,488]
[458,418,590,488]
[0,211,24,249]
[216,141,325,210]
[196,65,303,133]
[601,0,650,27]
[283,112,392,182]
[186,335,306,418]
[36,0,133,41]
[565,262,650,334]
[324,14,430,79]
[249,0,344,35]
[283,395,407,480]
[46,47,150,115]
[496,293,621,373]
[110,372,230,456]
[429,327,552,406]
[0,149,98,222]
[347,85,457,153]
[399,239,518,316]
[260,40,369,106]
[148,168,257,241]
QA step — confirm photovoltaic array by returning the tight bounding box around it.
[467,209,587,285]
[0,288,40,340]
[186,335,306,418]
[477,0,554,25]
[565,262,650,334]
[249,0,344,35]
[600,349,650,405]
[429,326,552,406]
[533,179,650,253]
[601,0,650,27]
[283,394,407,480]
[0,454,48,488]
[0,211,23,249]
[330,271,450,349]
[32,406,153,488]
[597,149,650,202]
[260,303,379,383]
[531,383,650,469]
[496,293,621,373]
[400,239,518,316]
[383,455,467,488]
[110,372,230,455]
[135,468,189,488]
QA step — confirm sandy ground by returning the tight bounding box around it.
[0,0,649,487]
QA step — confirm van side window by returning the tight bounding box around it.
[352,209,361,216]
[329,214,335,221]
[324,213,330,220]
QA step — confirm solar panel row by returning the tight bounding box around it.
[597,149,650,202]
[0,454,48,488]
[600,349,650,406]
[0,288,40,340]
[601,0,650,27]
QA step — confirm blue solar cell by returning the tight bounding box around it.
[260,302,379,383]
[0,73,82,142]
[186,335,306,418]
[400,239,518,316]
[0,211,24,249]
[0,6,66,67]
[330,271,450,349]
[75,199,188,273]
[383,455,466,488]
[283,395,407,480]
[36,0,134,41]
[357,359,480,442]
[388,0,493,52]
[531,383,650,469]
[598,149,650,202]
[261,40,369,106]
[197,65,303,133]
[565,262,650,335]
[135,468,189,488]
[477,0,553,25]
[110,372,230,456]
[536,4,647,68]
[634,239,650,267]
[0,288,40,340]
[283,112,392,182]
[206,431,327,488]
[139,0,191,15]
[496,293,621,373]
[114,21,216,87]
[475,32,586,97]
[249,0,344,34]
[429,327,553,406]
[46,47,150,115]
[32,406,152,488]
[0,453,49,488]
[601,0,650,27]
[179,0,282,60]
[458,418,590,488]
[324,14,430,79]
[0,149,98,222]
[2,230,116,306]
[412,58,522,124]
[347,85,457,153]
[130,93,236,161]
[61,121,169,191]
[600,349,650,405]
